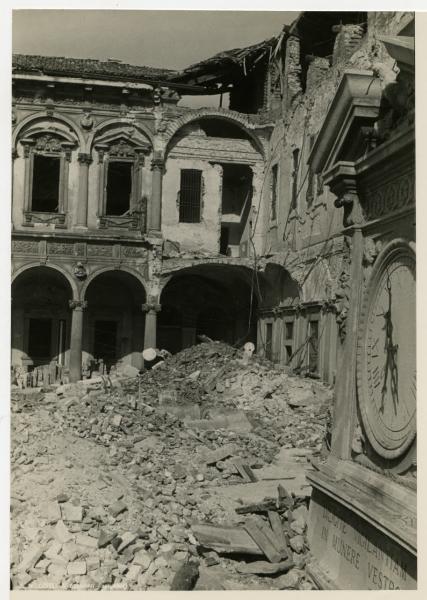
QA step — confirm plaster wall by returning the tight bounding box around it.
[162,157,222,253]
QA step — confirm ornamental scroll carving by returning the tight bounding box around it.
[109,138,137,158]
[362,237,383,287]
[365,172,414,221]
[122,246,148,258]
[34,134,63,153]
[12,239,39,254]
[87,244,113,257]
[48,242,75,256]
[332,236,352,343]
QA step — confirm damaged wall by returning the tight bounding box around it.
[256,10,414,382]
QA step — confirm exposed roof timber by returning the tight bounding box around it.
[170,37,276,86]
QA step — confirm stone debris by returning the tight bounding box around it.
[10,341,332,590]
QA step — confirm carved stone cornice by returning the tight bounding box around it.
[69,300,87,311]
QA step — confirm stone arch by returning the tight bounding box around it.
[163,108,266,159]
[12,112,84,150]
[260,262,301,307]
[160,258,264,303]
[158,262,259,352]
[81,265,148,300]
[12,262,79,299]
[81,266,148,372]
[88,118,154,152]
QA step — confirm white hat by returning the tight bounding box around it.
[142,348,157,361]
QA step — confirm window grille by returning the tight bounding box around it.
[179,169,202,223]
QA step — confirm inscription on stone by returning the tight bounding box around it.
[308,489,416,589]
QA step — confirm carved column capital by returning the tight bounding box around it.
[95,144,109,164]
[69,299,88,311]
[151,155,165,172]
[20,138,36,158]
[12,148,19,160]
[78,152,93,166]
[61,142,75,162]
[141,302,161,314]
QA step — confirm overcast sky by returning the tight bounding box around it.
[12,10,297,70]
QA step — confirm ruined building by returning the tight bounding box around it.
[11,11,414,387]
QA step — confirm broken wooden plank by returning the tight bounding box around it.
[243,518,283,563]
[191,523,264,556]
[233,459,257,482]
[235,498,278,515]
[254,516,288,560]
[236,558,294,576]
[205,444,236,465]
[268,511,290,560]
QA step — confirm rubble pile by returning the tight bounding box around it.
[10,341,333,591]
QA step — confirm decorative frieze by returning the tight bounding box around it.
[12,239,40,254]
[98,215,141,230]
[87,244,114,257]
[122,246,148,258]
[23,212,66,227]
[365,172,415,221]
[48,241,75,256]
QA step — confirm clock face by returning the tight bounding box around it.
[357,240,416,459]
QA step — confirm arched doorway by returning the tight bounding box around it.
[83,270,146,372]
[11,266,74,382]
[196,306,233,343]
[159,264,258,353]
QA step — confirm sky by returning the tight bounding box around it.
[12,10,298,71]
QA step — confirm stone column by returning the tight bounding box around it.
[76,153,92,227]
[69,300,87,382]
[149,154,164,234]
[142,300,161,349]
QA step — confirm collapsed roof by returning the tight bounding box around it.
[169,35,283,93]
